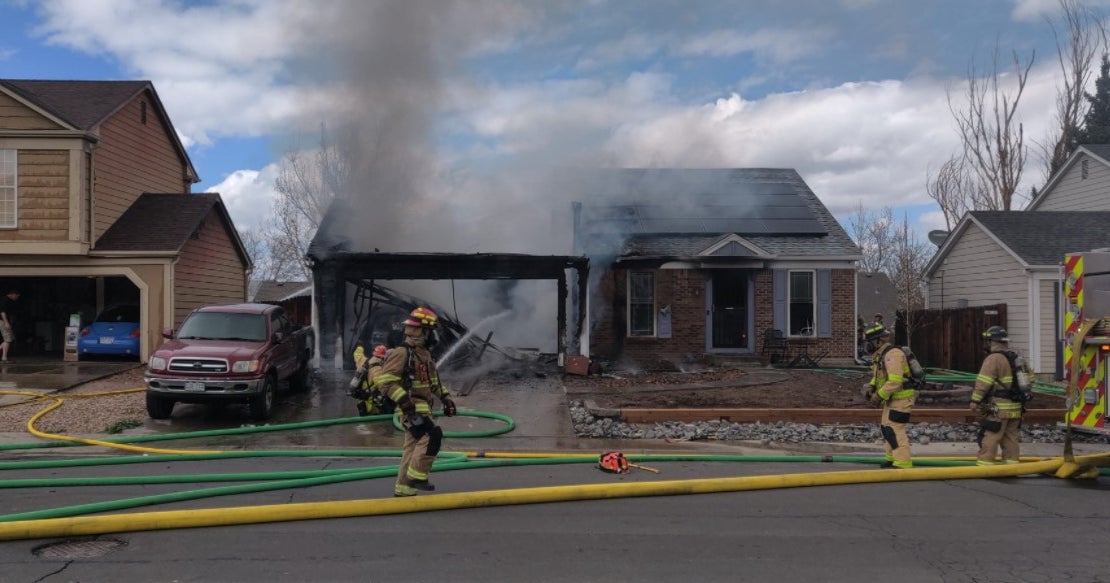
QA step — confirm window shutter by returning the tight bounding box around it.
[773,269,786,330]
[817,269,831,338]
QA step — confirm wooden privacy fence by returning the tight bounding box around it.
[900,304,1007,373]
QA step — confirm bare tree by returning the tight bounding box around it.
[265,125,351,280]
[925,155,987,230]
[850,206,931,340]
[849,203,896,274]
[948,44,1035,211]
[1043,0,1106,177]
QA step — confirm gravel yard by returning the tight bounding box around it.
[0,367,147,435]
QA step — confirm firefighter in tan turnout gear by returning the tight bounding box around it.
[864,325,916,468]
[349,344,390,416]
[970,326,1033,466]
[377,307,457,497]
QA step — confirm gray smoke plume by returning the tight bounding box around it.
[292,1,600,352]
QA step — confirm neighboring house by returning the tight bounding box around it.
[923,145,1110,375]
[0,79,250,362]
[250,280,311,325]
[574,168,862,367]
[857,271,897,327]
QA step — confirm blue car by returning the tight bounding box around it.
[78,305,141,357]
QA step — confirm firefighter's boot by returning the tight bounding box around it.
[393,483,418,497]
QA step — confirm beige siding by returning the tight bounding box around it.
[93,92,188,241]
[1036,278,1058,374]
[0,149,69,240]
[1035,153,1110,211]
[173,212,246,326]
[926,222,1032,352]
[0,92,63,130]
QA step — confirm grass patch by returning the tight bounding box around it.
[105,418,143,434]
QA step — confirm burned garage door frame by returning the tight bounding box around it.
[308,251,589,369]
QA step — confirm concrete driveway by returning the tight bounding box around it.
[0,358,141,405]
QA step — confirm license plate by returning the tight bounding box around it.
[184,381,205,391]
[99,337,115,344]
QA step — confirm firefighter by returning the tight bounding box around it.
[969,326,1029,465]
[350,344,389,415]
[864,326,915,468]
[377,307,457,497]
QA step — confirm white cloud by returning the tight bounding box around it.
[204,165,281,232]
[30,0,327,144]
[676,27,833,63]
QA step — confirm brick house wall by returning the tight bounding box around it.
[590,267,857,368]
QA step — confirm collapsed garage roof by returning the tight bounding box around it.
[306,204,589,367]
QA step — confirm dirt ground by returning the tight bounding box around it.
[563,367,1068,410]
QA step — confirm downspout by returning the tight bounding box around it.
[854,268,868,366]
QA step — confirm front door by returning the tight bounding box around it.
[709,270,750,350]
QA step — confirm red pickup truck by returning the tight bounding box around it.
[144,303,315,421]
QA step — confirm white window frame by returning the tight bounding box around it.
[0,149,16,229]
[627,271,656,337]
[787,270,816,337]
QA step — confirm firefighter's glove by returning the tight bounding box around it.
[407,414,432,439]
[396,394,417,418]
[347,387,371,401]
[869,391,883,406]
[442,396,457,417]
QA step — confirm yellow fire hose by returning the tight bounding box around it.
[2,388,222,455]
[0,453,1106,542]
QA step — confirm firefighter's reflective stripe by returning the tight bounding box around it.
[874,345,915,401]
[406,467,428,481]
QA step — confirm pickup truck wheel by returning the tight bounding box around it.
[288,358,310,393]
[146,393,175,420]
[249,374,276,421]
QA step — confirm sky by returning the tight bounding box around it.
[0,0,1104,254]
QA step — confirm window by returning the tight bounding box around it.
[0,150,15,228]
[788,271,815,336]
[628,271,655,337]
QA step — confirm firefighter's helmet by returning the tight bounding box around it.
[404,307,439,328]
[598,451,630,474]
[864,324,891,342]
[372,345,388,359]
[982,325,1009,343]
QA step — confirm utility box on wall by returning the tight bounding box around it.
[63,326,79,362]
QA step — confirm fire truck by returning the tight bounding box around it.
[1062,251,1110,435]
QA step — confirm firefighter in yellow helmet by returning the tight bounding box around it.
[969,326,1033,465]
[376,307,457,497]
[864,325,916,468]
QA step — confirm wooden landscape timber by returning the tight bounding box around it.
[600,406,1066,425]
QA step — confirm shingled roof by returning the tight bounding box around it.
[969,211,1110,265]
[1,79,149,130]
[251,280,311,302]
[0,79,199,183]
[94,193,249,266]
[576,168,860,259]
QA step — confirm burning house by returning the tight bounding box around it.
[573,168,862,368]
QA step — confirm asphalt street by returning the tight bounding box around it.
[0,367,1107,582]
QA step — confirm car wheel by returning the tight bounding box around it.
[249,374,276,421]
[146,393,175,420]
[288,357,310,393]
